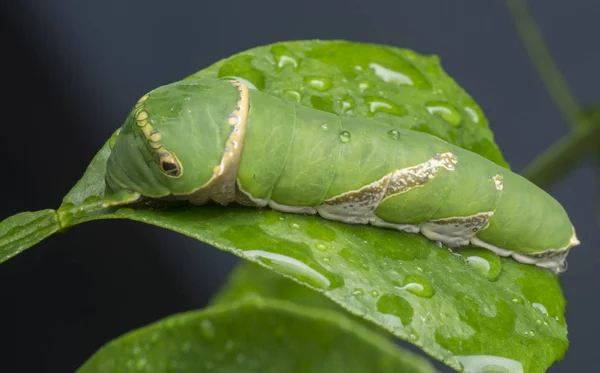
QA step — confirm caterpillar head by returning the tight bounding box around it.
[103,78,248,206]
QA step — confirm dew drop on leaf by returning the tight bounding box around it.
[339,130,352,143]
[352,288,364,296]
[364,96,406,117]
[303,76,332,91]
[399,275,435,298]
[315,243,327,251]
[426,101,463,126]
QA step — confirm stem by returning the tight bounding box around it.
[506,0,586,129]
[522,119,600,188]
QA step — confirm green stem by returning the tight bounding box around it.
[506,0,586,129]
[522,123,600,188]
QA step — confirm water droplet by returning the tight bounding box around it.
[339,96,355,114]
[464,106,480,123]
[200,319,216,340]
[222,225,343,289]
[512,297,524,304]
[455,355,524,373]
[460,248,502,281]
[368,63,414,86]
[526,330,536,337]
[271,45,299,71]
[532,303,549,316]
[399,275,435,298]
[339,130,352,143]
[204,361,215,370]
[352,288,364,296]
[322,256,331,262]
[132,345,142,355]
[321,123,328,130]
[376,294,414,325]
[387,129,400,140]
[364,96,406,117]
[283,89,302,102]
[303,76,332,91]
[244,250,334,289]
[371,290,380,297]
[289,222,301,229]
[426,101,463,126]
[315,243,327,251]
[358,80,373,92]
[409,332,419,341]
[182,341,192,352]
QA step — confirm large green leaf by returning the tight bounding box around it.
[0,40,567,373]
[76,297,438,373]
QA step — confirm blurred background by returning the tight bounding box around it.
[0,1,597,372]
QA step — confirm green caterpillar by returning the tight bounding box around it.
[104,78,580,273]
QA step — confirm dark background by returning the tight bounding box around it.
[1,1,597,372]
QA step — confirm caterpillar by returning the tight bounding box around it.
[103,78,579,273]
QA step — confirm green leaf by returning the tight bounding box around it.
[0,40,567,373]
[0,209,60,263]
[76,297,438,373]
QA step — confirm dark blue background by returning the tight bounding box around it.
[1,1,597,372]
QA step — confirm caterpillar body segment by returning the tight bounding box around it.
[104,78,579,273]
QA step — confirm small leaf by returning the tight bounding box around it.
[0,209,59,263]
[76,297,438,373]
